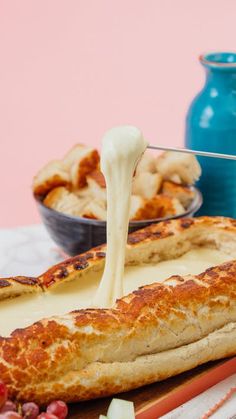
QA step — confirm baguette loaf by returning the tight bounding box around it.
[0,216,236,404]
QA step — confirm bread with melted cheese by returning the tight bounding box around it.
[1,217,236,404]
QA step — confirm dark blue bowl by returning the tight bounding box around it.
[35,186,202,256]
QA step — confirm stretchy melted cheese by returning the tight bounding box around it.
[0,248,233,337]
[93,126,148,307]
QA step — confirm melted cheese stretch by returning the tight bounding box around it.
[93,126,148,307]
[0,248,232,337]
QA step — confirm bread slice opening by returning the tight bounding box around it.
[1,247,234,337]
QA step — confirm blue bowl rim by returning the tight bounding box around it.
[35,186,203,227]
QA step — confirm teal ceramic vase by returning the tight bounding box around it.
[185,52,236,217]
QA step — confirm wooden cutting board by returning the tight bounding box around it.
[68,357,236,418]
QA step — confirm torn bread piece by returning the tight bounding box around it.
[86,170,107,201]
[79,194,185,221]
[135,152,157,175]
[129,195,145,220]
[75,186,93,199]
[132,172,162,199]
[44,187,89,216]
[63,144,100,189]
[79,194,184,221]
[131,195,185,220]
[33,161,70,197]
[82,199,107,220]
[162,181,195,209]
[156,151,201,185]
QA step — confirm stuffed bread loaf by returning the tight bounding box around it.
[0,216,236,404]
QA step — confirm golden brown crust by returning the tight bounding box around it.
[0,276,41,301]
[67,148,100,189]
[131,194,185,220]
[34,175,69,197]
[87,170,106,188]
[1,216,236,404]
[162,180,195,208]
[1,258,236,404]
[85,170,107,205]
[76,149,100,188]
[33,145,100,198]
[32,160,71,197]
[38,216,236,289]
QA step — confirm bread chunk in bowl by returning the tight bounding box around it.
[34,147,201,223]
[1,217,236,404]
[33,144,100,198]
[156,151,201,185]
[63,144,100,189]
[162,180,195,209]
[44,186,90,216]
[33,161,70,197]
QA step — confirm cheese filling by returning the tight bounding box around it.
[0,248,232,337]
[93,126,148,307]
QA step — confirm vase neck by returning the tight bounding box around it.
[205,68,236,91]
[200,52,236,90]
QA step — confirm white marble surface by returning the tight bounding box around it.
[0,224,236,418]
[0,224,63,278]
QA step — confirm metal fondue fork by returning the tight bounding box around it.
[147,144,236,160]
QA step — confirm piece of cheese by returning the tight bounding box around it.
[92,126,148,307]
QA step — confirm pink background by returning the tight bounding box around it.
[0,0,235,227]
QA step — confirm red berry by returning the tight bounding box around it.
[0,413,22,419]
[22,402,39,419]
[46,401,68,419]
[0,382,8,409]
[0,401,17,413]
[37,414,57,419]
